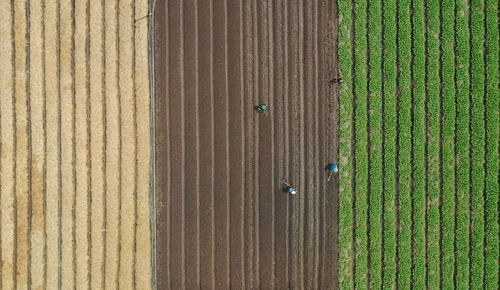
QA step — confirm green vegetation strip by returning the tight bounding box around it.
[396,0,412,288]
[454,0,470,287]
[337,1,498,288]
[440,0,456,288]
[411,0,426,287]
[381,0,398,288]
[337,0,355,287]
[425,0,442,288]
[470,0,485,287]
[484,0,499,288]
[367,0,383,289]
[353,0,369,288]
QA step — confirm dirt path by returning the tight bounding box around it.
[155,0,340,288]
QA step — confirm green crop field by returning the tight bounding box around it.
[337,0,499,289]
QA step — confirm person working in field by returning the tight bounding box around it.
[326,163,339,182]
[255,104,268,114]
[329,77,344,85]
[327,163,339,172]
[281,179,297,195]
[285,185,297,195]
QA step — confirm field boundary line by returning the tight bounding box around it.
[365,0,373,286]
[481,1,488,288]
[296,1,305,285]
[394,0,401,286]
[224,0,230,284]
[283,1,291,284]
[453,0,459,286]
[10,0,18,287]
[409,0,416,286]
[85,0,91,288]
[71,1,77,287]
[209,1,216,287]
[252,0,260,285]
[11,0,17,287]
[26,0,35,287]
[312,0,320,286]
[111,0,118,285]
[57,0,62,288]
[380,0,386,286]
[225,0,231,285]
[438,3,445,287]
[349,0,357,284]
[467,1,473,286]
[42,1,49,287]
[179,0,186,287]
[132,0,138,287]
[194,0,201,287]
[423,1,430,288]
[96,0,108,287]
[238,0,245,287]
[332,1,340,287]
[268,0,276,286]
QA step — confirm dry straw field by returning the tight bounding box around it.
[0,0,152,288]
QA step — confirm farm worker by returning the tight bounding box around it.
[286,185,297,195]
[327,163,339,172]
[329,77,344,85]
[282,179,297,195]
[256,104,268,114]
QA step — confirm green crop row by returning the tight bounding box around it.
[440,0,456,288]
[410,0,426,287]
[382,0,398,288]
[425,0,441,288]
[353,0,369,288]
[484,0,499,288]
[470,0,486,288]
[367,0,383,289]
[337,0,354,288]
[397,0,412,288]
[454,0,470,288]
[339,1,498,289]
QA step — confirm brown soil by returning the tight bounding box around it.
[154,0,340,288]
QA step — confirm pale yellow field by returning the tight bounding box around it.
[0,1,152,289]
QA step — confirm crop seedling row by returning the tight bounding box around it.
[440,0,457,288]
[425,0,442,287]
[381,0,398,288]
[410,0,426,287]
[454,0,471,287]
[470,0,486,287]
[484,0,499,288]
[367,0,383,289]
[337,0,355,287]
[353,0,369,288]
[337,0,498,288]
[396,0,413,288]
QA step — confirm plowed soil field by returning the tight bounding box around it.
[154,0,340,288]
